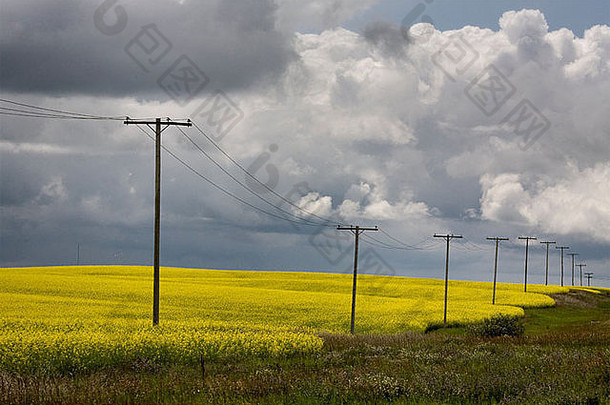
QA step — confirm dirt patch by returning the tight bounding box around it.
[549,289,604,309]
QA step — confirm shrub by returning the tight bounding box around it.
[467,314,525,337]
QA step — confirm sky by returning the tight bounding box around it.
[1,0,609,288]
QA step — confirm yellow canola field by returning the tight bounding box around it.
[0,266,567,373]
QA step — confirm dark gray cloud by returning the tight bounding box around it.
[0,0,295,96]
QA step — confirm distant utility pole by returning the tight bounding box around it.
[434,233,463,326]
[556,246,570,287]
[576,263,587,286]
[337,225,378,334]
[124,117,192,326]
[584,272,594,287]
[518,236,537,292]
[540,241,556,285]
[487,237,509,305]
[76,243,80,266]
[567,253,579,286]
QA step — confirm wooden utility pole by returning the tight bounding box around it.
[124,117,192,326]
[434,234,463,326]
[556,246,569,287]
[584,272,593,287]
[518,236,537,292]
[337,225,378,334]
[487,237,508,305]
[540,241,556,285]
[567,253,579,286]
[576,263,586,286]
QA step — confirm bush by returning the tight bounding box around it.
[467,314,525,337]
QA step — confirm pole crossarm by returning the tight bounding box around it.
[434,234,463,240]
[337,225,378,334]
[337,225,378,233]
[124,118,192,126]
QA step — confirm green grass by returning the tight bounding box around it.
[524,288,610,334]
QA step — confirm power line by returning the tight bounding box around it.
[190,122,340,226]
[0,98,124,120]
[458,237,488,251]
[188,123,457,252]
[360,232,439,251]
[133,125,328,227]
[174,126,328,227]
[377,228,440,250]
[0,110,119,120]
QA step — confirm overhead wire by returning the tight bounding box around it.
[0,109,113,120]
[0,98,124,120]
[133,125,330,227]
[190,121,341,226]
[360,234,410,250]
[191,121,455,250]
[377,228,441,250]
[174,125,331,227]
[453,237,488,252]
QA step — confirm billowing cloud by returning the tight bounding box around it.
[481,164,610,242]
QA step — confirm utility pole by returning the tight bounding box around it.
[518,236,537,292]
[337,225,378,334]
[576,263,586,286]
[540,241,556,285]
[556,246,570,287]
[434,233,463,326]
[124,117,192,326]
[76,243,80,266]
[487,237,509,305]
[567,253,579,286]
[584,272,593,287]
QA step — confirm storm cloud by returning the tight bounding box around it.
[0,0,295,96]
